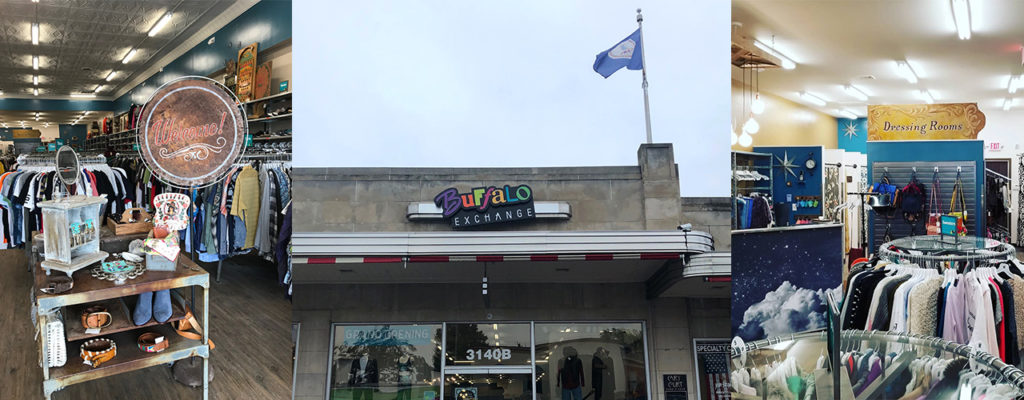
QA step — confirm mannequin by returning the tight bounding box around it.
[592,348,614,400]
[349,353,378,400]
[397,355,414,400]
[557,347,585,400]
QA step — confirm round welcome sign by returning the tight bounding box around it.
[137,76,247,188]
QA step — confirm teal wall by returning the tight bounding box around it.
[113,0,292,113]
[837,117,867,153]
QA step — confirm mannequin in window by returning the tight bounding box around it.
[397,354,414,400]
[592,347,614,400]
[557,347,584,400]
[349,353,378,400]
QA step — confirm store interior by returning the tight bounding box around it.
[730,1,1024,398]
[0,1,292,399]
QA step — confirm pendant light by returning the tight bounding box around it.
[731,123,739,145]
[739,132,753,147]
[741,66,760,134]
[751,67,765,114]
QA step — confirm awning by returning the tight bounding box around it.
[646,252,731,298]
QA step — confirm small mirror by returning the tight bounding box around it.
[55,145,80,187]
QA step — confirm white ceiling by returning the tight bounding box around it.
[0,0,237,100]
[732,0,1024,117]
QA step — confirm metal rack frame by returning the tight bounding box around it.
[732,151,774,230]
[878,235,1016,267]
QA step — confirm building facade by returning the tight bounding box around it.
[291,144,731,400]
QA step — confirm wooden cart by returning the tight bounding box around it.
[34,256,211,399]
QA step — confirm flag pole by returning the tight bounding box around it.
[637,8,653,144]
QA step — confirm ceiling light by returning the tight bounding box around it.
[122,48,137,64]
[838,109,858,119]
[70,93,97,98]
[83,111,91,115]
[34,116,39,121]
[843,84,869,101]
[895,60,918,84]
[32,56,39,70]
[33,75,38,86]
[149,12,173,37]
[743,117,760,134]
[0,89,4,96]
[752,39,796,69]
[799,91,828,106]
[94,84,104,93]
[1004,98,1014,111]
[1009,75,1022,94]
[33,88,39,96]
[31,23,39,45]
[951,0,971,40]
[738,132,753,147]
[105,71,117,81]
[919,90,935,104]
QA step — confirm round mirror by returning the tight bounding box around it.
[55,145,80,187]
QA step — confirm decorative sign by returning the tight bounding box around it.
[342,325,435,346]
[867,103,985,141]
[254,61,273,100]
[137,76,247,188]
[434,184,536,228]
[663,375,688,400]
[988,142,1003,152]
[694,341,731,400]
[236,42,258,101]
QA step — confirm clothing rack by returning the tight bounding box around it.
[842,330,1024,393]
[15,153,107,167]
[877,235,1016,267]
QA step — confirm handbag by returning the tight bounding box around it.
[948,175,968,236]
[871,175,901,216]
[927,178,942,235]
[45,312,67,368]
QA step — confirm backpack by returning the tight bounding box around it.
[901,177,927,224]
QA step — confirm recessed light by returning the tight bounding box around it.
[33,75,38,86]
[843,84,869,101]
[70,93,96,98]
[33,88,39,96]
[799,91,828,106]
[149,12,173,37]
[94,84,104,93]
[122,49,137,64]
[31,23,39,45]
[105,71,117,81]
[32,56,39,70]
[951,0,971,40]
[895,60,919,84]
[919,90,935,104]
[752,39,796,70]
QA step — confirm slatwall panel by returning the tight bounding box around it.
[870,161,978,249]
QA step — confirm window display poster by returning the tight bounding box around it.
[663,375,687,400]
[343,325,435,346]
[731,225,844,342]
[694,341,731,400]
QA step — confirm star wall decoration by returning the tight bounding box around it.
[844,121,858,139]
[774,151,797,178]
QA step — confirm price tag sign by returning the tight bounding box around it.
[245,134,253,147]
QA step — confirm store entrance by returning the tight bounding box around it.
[444,367,534,400]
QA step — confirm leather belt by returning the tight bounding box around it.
[80,338,116,368]
[81,305,112,330]
[138,332,169,353]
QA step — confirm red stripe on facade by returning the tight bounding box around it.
[584,254,614,261]
[306,257,336,264]
[477,255,504,262]
[530,255,559,261]
[363,257,404,263]
[639,253,681,260]
[409,256,450,263]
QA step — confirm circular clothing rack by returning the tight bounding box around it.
[878,235,1016,266]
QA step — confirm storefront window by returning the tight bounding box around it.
[534,323,647,400]
[445,323,532,366]
[329,324,444,400]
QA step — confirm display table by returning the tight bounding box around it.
[34,256,210,399]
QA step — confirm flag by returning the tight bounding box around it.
[593,28,643,78]
[702,351,732,400]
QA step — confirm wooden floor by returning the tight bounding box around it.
[1,249,293,400]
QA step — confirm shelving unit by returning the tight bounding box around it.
[732,151,774,229]
[34,256,210,399]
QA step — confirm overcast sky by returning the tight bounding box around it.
[294,1,729,196]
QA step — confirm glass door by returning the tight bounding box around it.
[444,367,534,400]
[442,323,536,400]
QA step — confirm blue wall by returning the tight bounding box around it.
[59,124,88,148]
[866,140,985,242]
[113,0,292,113]
[752,145,824,226]
[0,98,115,112]
[837,117,867,153]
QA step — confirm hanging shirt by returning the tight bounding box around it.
[231,165,260,249]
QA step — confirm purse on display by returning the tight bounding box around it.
[948,174,968,236]
[871,175,901,215]
[927,177,942,235]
